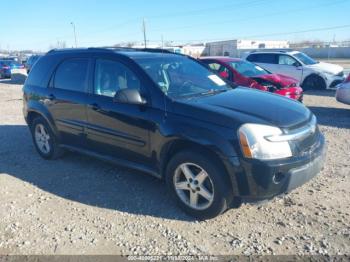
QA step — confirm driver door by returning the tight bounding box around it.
[85,58,153,165]
[277,54,303,82]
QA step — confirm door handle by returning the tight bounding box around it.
[88,103,100,111]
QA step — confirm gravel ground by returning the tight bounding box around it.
[0,80,349,256]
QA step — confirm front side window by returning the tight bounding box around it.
[278,55,298,66]
[54,58,89,92]
[94,59,141,97]
[134,55,231,99]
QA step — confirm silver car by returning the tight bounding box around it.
[336,74,350,105]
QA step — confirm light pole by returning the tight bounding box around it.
[70,22,77,48]
[142,18,147,48]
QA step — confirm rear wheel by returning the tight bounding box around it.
[30,117,64,160]
[302,75,326,90]
[166,150,233,220]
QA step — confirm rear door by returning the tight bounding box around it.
[48,57,91,147]
[85,58,152,165]
[247,53,279,73]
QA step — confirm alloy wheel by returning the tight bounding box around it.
[173,163,214,210]
[34,123,51,154]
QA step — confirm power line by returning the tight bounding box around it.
[145,0,266,19]
[149,0,349,33]
[21,0,268,49]
[145,24,350,43]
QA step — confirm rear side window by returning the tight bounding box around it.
[25,55,58,87]
[54,58,89,92]
[247,53,277,64]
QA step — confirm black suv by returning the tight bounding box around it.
[23,48,326,219]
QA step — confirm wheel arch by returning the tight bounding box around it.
[26,102,59,138]
[301,72,326,86]
[160,139,238,200]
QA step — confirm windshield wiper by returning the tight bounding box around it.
[175,89,228,99]
[198,89,228,96]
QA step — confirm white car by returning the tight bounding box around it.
[336,74,350,105]
[244,51,345,90]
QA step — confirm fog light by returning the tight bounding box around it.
[273,172,286,184]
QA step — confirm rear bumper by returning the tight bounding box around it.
[224,134,326,202]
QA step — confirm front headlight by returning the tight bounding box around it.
[238,124,292,160]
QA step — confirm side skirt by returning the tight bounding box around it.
[60,144,162,179]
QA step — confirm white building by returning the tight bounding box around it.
[181,44,206,58]
[204,39,290,57]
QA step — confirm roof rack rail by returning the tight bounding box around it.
[89,46,174,54]
[46,46,182,55]
[249,49,293,54]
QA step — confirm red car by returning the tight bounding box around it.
[200,57,303,101]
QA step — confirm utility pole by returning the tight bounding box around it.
[70,22,78,48]
[142,18,147,48]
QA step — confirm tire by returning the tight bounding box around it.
[30,117,64,160]
[165,150,233,220]
[302,75,327,90]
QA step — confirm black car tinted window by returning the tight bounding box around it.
[247,53,277,64]
[25,55,58,87]
[94,59,141,98]
[54,58,89,92]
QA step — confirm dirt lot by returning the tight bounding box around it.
[0,80,349,256]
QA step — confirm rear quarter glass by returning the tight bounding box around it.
[26,55,59,87]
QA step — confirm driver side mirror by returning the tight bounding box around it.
[219,71,229,79]
[113,88,147,105]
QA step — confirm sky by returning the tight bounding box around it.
[1,0,350,51]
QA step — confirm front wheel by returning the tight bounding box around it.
[166,150,233,220]
[302,75,327,90]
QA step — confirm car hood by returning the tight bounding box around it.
[173,87,311,129]
[253,74,298,87]
[306,62,343,74]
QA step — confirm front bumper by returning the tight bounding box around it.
[325,74,345,88]
[336,84,350,105]
[224,134,326,202]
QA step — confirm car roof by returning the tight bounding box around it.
[46,47,182,59]
[200,56,242,62]
[247,50,299,56]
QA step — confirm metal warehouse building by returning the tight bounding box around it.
[204,39,290,57]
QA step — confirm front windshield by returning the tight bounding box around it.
[229,60,269,77]
[134,55,231,99]
[293,52,318,65]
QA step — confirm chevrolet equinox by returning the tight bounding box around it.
[23,48,326,219]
